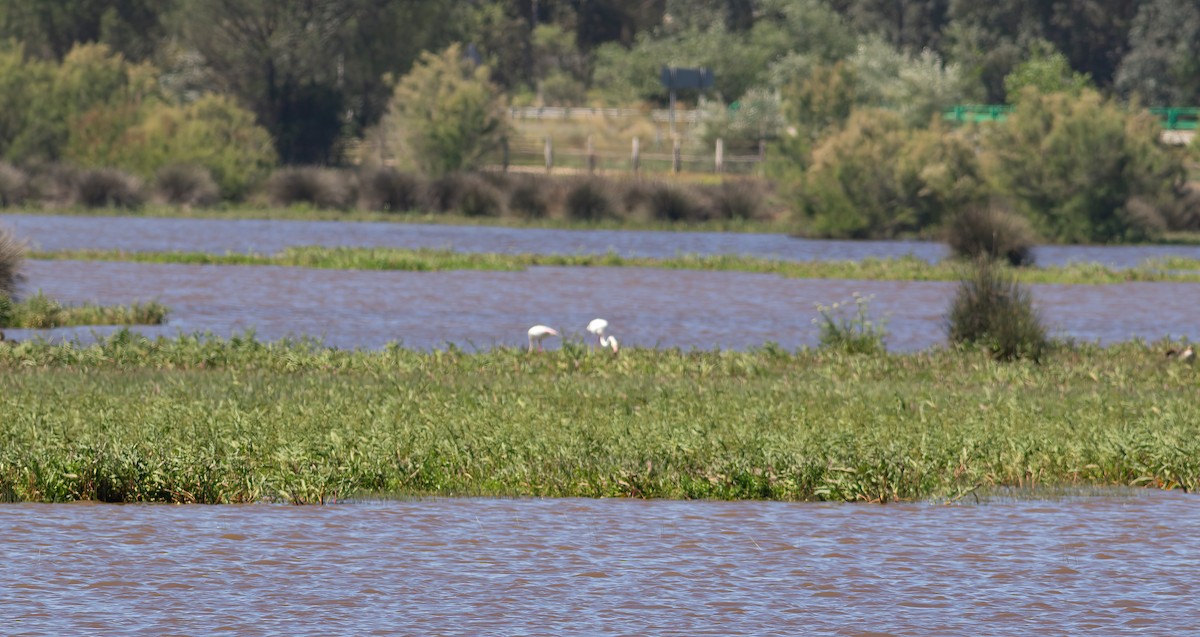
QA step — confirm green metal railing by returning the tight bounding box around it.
[943,105,1200,130]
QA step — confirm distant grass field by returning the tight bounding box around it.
[0,332,1197,504]
[29,246,1200,285]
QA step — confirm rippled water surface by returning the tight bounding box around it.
[7,213,1200,267]
[3,492,1197,636]
[10,260,1200,350]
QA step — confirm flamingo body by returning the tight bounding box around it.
[527,325,559,352]
[587,318,619,353]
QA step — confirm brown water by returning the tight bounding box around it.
[11,260,1200,351]
[7,213,1200,267]
[2,491,1196,636]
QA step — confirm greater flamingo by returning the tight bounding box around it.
[586,318,619,353]
[527,325,559,352]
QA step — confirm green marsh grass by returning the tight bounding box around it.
[1,331,1198,504]
[3,291,168,328]
[30,247,1200,285]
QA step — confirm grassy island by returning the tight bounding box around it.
[0,332,1196,504]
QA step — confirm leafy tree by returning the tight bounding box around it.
[1002,40,1092,101]
[984,88,1185,243]
[0,42,51,159]
[1114,0,1200,105]
[829,0,951,52]
[849,37,974,126]
[382,44,508,176]
[0,0,174,61]
[108,95,277,199]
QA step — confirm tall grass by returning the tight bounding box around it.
[2,291,169,328]
[0,332,1198,503]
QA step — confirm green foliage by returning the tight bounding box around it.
[814,294,887,354]
[984,88,1185,243]
[1115,0,1200,104]
[947,258,1048,362]
[1,290,167,328]
[110,94,277,200]
[945,203,1038,266]
[384,43,508,176]
[849,37,975,127]
[797,110,987,238]
[1003,40,1092,102]
[778,59,858,139]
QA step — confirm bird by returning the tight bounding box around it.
[527,325,559,352]
[587,317,619,353]
[1166,345,1195,363]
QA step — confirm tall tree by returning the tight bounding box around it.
[0,0,173,61]
[1114,0,1200,105]
[829,0,951,53]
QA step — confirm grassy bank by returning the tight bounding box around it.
[30,246,1200,285]
[0,332,1196,504]
[4,291,168,329]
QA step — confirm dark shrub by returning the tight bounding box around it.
[945,204,1038,266]
[565,178,616,221]
[423,173,465,213]
[266,167,353,209]
[0,224,26,300]
[507,175,552,219]
[359,166,422,212]
[647,181,706,222]
[708,179,765,220]
[76,168,145,209]
[947,258,1048,361]
[154,164,220,207]
[456,173,505,217]
[26,163,81,206]
[0,163,28,207]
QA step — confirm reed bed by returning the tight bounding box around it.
[30,247,1200,285]
[0,331,1197,504]
[3,291,168,328]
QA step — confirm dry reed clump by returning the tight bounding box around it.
[76,168,145,209]
[455,173,506,217]
[645,180,707,222]
[706,179,766,220]
[0,224,26,299]
[266,166,355,209]
[564,177,617,221]
[154,164,220,207]
[0,162,29,207]
[358,166,423,212]
[946,257,1048,361]
[945,204,1038,266]
[25,163,81,207]
[506,174,556,219]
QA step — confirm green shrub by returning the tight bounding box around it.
[0,224,26,298]
[564,178,616,221]
[945,204,1038,266]
[947,258,1048,361]
[0,162,28,206]
[358,167,422,212]
[265,167,353,210]
[153,164,219,207]
[76,168,144,208]
[813,294,888,354]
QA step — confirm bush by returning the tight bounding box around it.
[359,166,422,212]
[813,294,888,354]
[0,162,28,206]
[266,167,353,209]
[25,162,80,206]
[707,179,765,221]
[564,178,616,221]
[456,173,505,217]
[0,224,26,299]
[76,168,144,208]
[946,258,1048,361]
[507,175,554,219]
[647,181,707,222]
[945,204,1038,266]
[153,164,219,207]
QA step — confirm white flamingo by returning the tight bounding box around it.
[527,325,559,352]
[587,318,619,353]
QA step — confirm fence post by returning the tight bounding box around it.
[587,135,596,174]
[631,137,640,175]
[715,138,724,174]
[544,137,553,174]
[673,138,681,173]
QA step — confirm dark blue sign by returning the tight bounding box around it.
[660,67,714,90]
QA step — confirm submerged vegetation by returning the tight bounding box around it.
[30,246,1200,285]
[0,332,1196,504]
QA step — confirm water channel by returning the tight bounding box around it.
[3,491,1197,636]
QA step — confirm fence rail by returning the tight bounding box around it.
[943,104,1200,131]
